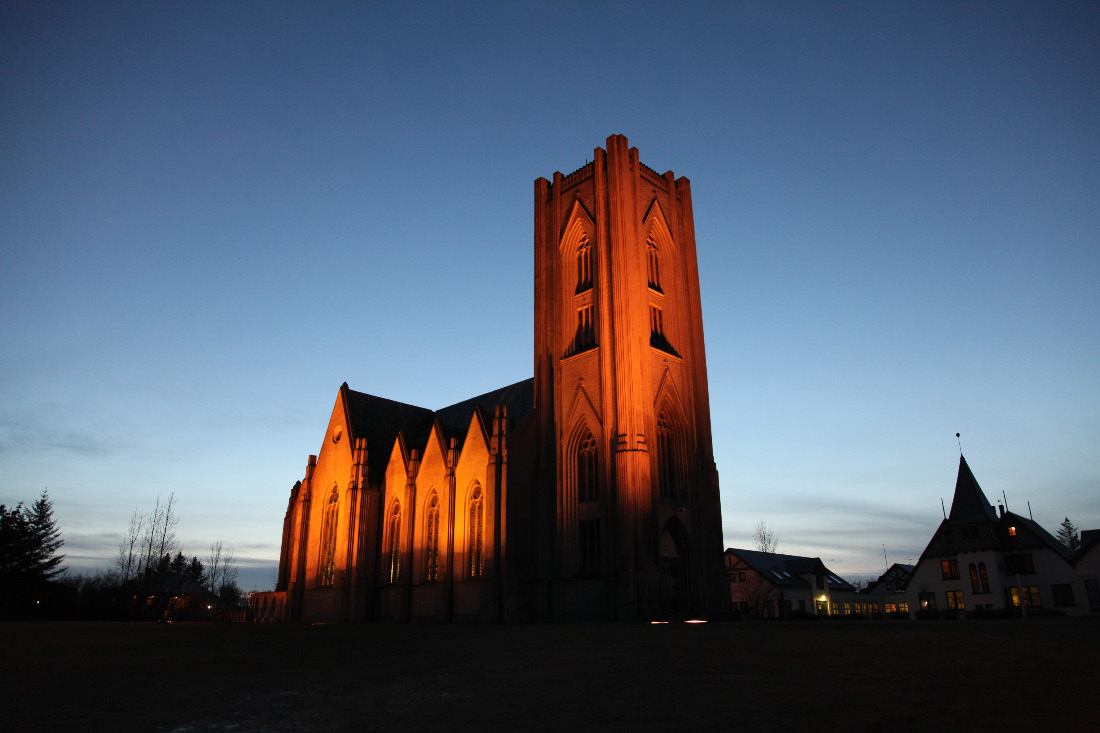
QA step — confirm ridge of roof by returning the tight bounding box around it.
[1003,511,1074,561]
[725,548,854,590]
[341,378,534,485]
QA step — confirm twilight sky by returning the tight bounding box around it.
[2,2,1097,590]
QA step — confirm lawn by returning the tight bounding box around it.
[3,617,1095,731]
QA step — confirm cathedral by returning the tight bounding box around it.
[254,135,725,622]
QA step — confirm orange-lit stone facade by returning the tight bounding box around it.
[255,135,724,623]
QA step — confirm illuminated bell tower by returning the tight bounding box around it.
[533,134,724,620]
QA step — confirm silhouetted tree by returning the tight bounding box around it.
[847,577,870,592]
[116,494,180,591]
[206,541,238,602]
[116,509,143,582]
[752,520,778,554]
[218,580,244,608]
[169,551,188,575]
[186,556,205,584]
[1057,517,1080,552]
[139,494,179,580]
[0,490,65,582]
[0,490,66,617]
[25,491,65,580]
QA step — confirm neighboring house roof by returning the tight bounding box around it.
[918,455,1077,565]
[1002,510,1074,561]
[1075,528,1100,564]
[947,455,998,523]
[865,563,915,595]
[343,378,534,486]
[725,548,854,592]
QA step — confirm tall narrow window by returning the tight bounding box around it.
[425,494,440,582]
[387,501,401,584]
[649,304,679,355]
[576,234,592,293]
[468,486,484,578]
[940,558,959,580]
[969,563,980,593]
[657,409,682,500]
[650,304,664,337]
[978,562,990,593]
[319,488,339,586]
[647,237,662,292]
[571,305,595,354]
[579,518,601,572]
[577,430,598,502]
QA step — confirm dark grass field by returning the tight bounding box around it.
[3,617,1096,731]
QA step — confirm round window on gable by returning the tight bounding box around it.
[332,426,343,444]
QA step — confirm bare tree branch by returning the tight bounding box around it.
[752,520,778,554]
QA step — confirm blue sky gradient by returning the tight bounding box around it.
[2,2,1097,588]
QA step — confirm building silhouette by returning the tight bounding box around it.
[905,455,1098,616]
[254,135,725,622]
[724,548,860,618]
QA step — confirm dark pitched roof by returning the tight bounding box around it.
[1075,529,1100,563]
[725,548,854,591]
[343,378,534,486]
[426,378,535,452]
[343,388,433,485]
[947,455,998,523]
[1003,511,1075,561]
[865,563,915,594]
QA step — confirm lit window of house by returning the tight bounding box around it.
[941,558,960,580]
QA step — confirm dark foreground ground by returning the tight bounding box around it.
[3,617,1097,731]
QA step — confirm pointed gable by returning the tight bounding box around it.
[340,378,534,487]
[559,196,596,252]
[342,385,433,487]
[947,455,998,523]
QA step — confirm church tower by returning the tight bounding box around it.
[533,134,724,620]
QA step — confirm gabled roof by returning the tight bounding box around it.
[343,387,433,485]
[865,563,915,595]
[918,456,1079,566]
[947,455,998,523]
[343,378,534,486]
[1075,529,1100,564]
[1002,511,1074,561]
[725,548,854,591]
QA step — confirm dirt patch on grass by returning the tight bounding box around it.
[3,617,1095,731]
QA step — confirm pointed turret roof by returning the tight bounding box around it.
[947,455,998,523]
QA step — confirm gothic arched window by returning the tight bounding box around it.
[576,234,592,293]
[425,494,440,582]
[468,485,484,578]
[978,562,990,593]
[572,305,595,354]
[577,429,598,503]
[657,409,684,501]
[647,237,662,292]
[319,487,339,586]
[969,563,980,594]
[387,501,402,584]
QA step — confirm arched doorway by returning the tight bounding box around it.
[658,518,692,619]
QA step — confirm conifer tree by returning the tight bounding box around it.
[0,490,64,583]
[25,490,65,580]
[186,556,205,584]
[1057,517,1080,552]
